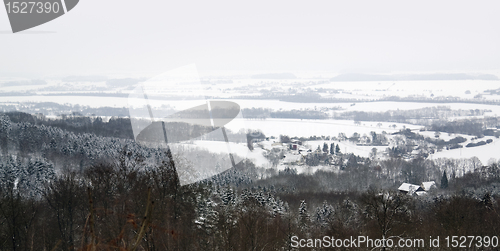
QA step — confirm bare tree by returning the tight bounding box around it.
[361,189,413,250]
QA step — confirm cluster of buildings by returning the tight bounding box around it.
[398,181,436,196]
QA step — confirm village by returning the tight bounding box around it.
[251,131,484,196]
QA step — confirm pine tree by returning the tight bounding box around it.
[0,155,17,190]
[323,142,328,153]
[330,143,335,155]
[335,144,341,154]
[441,170,448,189]
[315,201,334,226]
[299,200,309,226]
[195,196,218,235]
[0,115,12,156]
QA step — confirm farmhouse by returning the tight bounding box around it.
[421,181,436,191]
[282,154,304,165]
[289,139,303,150]
[398,183,425,195]
[298,147,312,156]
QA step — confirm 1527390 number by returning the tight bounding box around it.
[445,236,499,248]
[5,1,61,14]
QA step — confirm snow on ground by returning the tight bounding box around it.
[0,96,129,108]
[182,136,500,169]
[303,140,388,158]
[226,118,420,139]
[4,95,500,118]
[276,163,338,175]
[180,139,387,171]
[342,102,500,116]
[417,131,472,141]
[432,137,500,164]
[0,80,109,93]
[311,80,500,99]
[191,140,272,168]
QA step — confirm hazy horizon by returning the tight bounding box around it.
[1,0,500,78]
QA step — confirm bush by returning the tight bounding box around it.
[466,141,487,148]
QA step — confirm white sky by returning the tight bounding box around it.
[1,0,499,78]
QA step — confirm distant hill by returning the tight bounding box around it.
[62,75,108,82]
[331,73,499,81]
[106,78,143,87]
[0,80,47,86]
[251,72,297,79]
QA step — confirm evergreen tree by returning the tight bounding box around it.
[299,200,308,218]
[195,196,218,235]
[0,115,12,156]
[335,144,341,154]
[441,170,448,189]
[315,201,334,226]
[370,147,378,160]
[330,143,335,155]
[347,154,358,168]
[298,200,309,231]
[323,142,328,153]
[0,155,18,191]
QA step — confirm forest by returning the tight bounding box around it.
[1,112,500,250]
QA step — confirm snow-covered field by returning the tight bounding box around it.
[191,140,272,168]
[304,140,388,158]
[432,137,500,164]
[342,102,500,116]
[417,131,471,141]
[0,96,129,108]
[176,134,500,169]
[225,118,420,139]
[3,77,500,165]
[311,80,500,100]
[4,95,500,119]
[3,77,499,98]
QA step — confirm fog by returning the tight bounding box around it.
[1,0,499,78]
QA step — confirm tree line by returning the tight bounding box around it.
[2,152,500,250]
[2,112,500,250]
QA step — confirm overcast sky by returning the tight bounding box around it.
[1,0,499,78]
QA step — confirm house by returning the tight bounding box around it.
[398,183,425,195]
[298,147,312,156]
[421,181,436,191]
[288,140,303,151]
[282,154,304,165]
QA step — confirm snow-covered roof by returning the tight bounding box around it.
[421,181,436,191]
[283,154,303,164]
[415,191,427,196]
[300,151,309,156]
[398,183,424,194]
